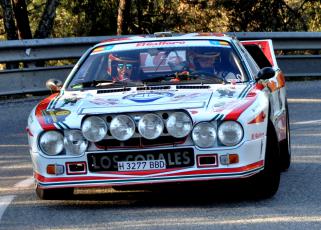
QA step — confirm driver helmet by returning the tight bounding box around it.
[107,53,139,80]
[189,48,220,72]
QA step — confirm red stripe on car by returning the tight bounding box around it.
[34,160,264,183]
[224,97,256,121]
[35,93,58,130]
[163,161,264,177]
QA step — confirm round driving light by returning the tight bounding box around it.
[110,115,135,141]
[192,122,216,148]
[218,121,243,146]
[166,112,192,138]
[138,113,164,139]
[81,116,107,142]
[64,130,88,155]
[39,131,64,155]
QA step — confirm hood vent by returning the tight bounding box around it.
[176,85,210,89]
[137,86,171,91]
[97,88,131,94]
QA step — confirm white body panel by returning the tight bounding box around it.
[27,34,287,190]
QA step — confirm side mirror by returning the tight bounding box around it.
[46,79,63,93]
[257,67,275,80]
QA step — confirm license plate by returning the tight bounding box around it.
[87,148,194,172]
[118,160,166,171]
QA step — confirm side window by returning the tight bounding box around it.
[237,42,260,76]
[244,51,260,76]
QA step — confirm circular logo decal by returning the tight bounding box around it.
[123,92,174,103]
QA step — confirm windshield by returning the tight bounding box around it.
[67,40,248,90]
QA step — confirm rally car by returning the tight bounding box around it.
[27,32,290,200]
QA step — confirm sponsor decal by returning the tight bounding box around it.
[277,114,287,140]
[217,89,235,98]
[251,132,265,140]
[62,96,82,107]
[90,97,119,105]
[209,40,230,46]
[212,99,239,113]
[171,93,200,101]
[189,110,199,115]
[91,45,115,54]
[136,41,186,47]
[123,92,174,103]
[42,109,71,124]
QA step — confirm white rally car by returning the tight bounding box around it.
[27,32,290,199]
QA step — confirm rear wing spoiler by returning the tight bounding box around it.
[241,40,278,69]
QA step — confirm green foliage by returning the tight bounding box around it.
[217,0,310,31]
[0,0,320,40]
[58,0,119,36]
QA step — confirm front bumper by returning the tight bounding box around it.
[32,138,266,189]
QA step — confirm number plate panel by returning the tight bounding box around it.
[87,148,194,172]
[117,160,166,171]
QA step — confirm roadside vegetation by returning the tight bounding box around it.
[0,0,320,41]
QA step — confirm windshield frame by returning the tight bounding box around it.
[64,38,251,91]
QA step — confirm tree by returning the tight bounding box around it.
[117,0,131,35]
[0,0,18,40]
[12,0,32,39]
[34,0,59,38]
[217,0,313,31]
[0,0,59,40]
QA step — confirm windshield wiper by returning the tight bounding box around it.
[142,72,226,85]
[70,80,139,89]
[70,80,113,88]
[188,71,226,84]
[141,74,176,83]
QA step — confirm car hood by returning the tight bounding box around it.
[36,84,257,129]
[55,85,251,111]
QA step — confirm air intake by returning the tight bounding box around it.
[137,86,171,91]
[97,88,131,94]
[176,85,210,89]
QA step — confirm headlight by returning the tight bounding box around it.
[110,115,135,141]
[138,113,164,139]
[218,121,243,146]
[192,122,216,148]
[64,130,88,155]
[81,116,108,142]
[39,131,64,155]
[166,112,192,138]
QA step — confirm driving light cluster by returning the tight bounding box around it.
[39,130,88,156]
[192,121,243,148]
[80,113,194,142]
[217,121,243,146]
[38,114,244,156]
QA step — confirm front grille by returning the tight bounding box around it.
[96,136,187,149]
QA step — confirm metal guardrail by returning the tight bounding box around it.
[0,32,321,96]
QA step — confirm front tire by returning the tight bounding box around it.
[249,122,281,199]
[36,185,74,200]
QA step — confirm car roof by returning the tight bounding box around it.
[95,32,235,48]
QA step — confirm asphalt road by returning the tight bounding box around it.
[1,80,321,230]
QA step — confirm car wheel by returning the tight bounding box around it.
[249,122,281,199]
[279,102,291,171]
[36,185,74,200]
